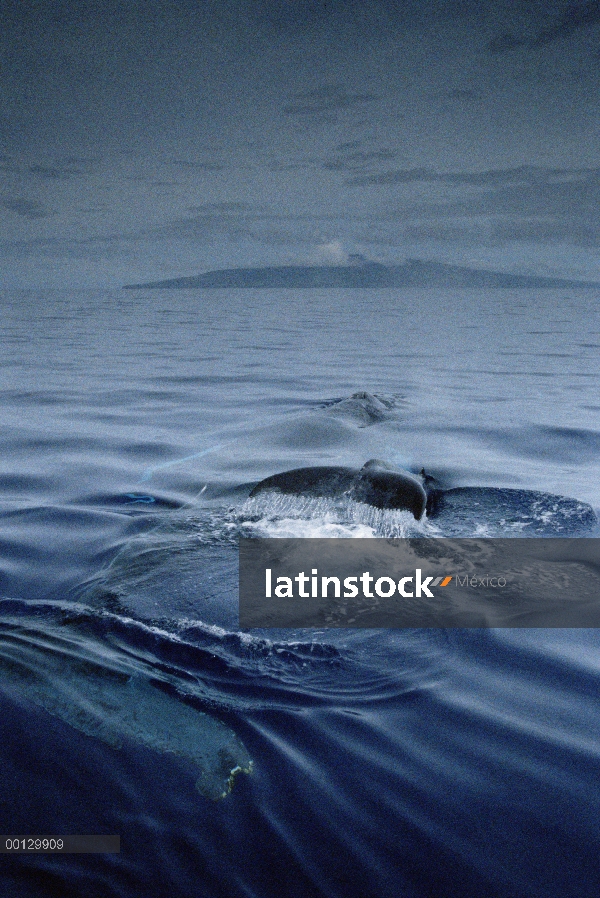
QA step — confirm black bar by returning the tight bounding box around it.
[0,836,120,853]
[239,537,600,627]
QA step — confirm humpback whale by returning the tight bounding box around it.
[249,460,597,533]
[0,610,252,800]
[250,460,428,520]
[322,391,398,427]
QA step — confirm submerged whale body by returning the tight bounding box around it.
[323,391,398,427]
[250,460,427,520]
[0,610,252,800]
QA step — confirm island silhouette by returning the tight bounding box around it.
[124,257,599,289]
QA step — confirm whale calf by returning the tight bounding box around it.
[250,460,428,520]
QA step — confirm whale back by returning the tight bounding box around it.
[249,466,357,499]
[249,460,427,519]
[353,460,426,518]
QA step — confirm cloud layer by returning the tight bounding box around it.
[1,1,600,285]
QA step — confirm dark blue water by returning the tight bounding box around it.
[1,287,599,897]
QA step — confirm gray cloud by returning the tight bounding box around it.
[322,147,398,173]
[162,169,600,248]
[143,202,268,244]
[346,165,585,188]
[349,165,600,248]
[2,1,599,288]
[26,157,100,179]
[258,0,379,31]
[488,218,600,246]
[0,156,100,180]
[165,159,226,172]
[445,88,482,101]
[0,235,127,260]
[439,170,600,219]
[0,197,356,264]
[404,218,600,247]
[159,203,340,246]
[267,160,316,172]
[405,217,600,248]
[284,85,378,116]
[488,0,600,52]
[28,165,81,180]
[184,202,254,213]
[1,197,53,219]
[0,161,20,174]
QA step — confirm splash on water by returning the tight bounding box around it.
[236,493,432,539]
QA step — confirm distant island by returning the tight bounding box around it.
[123,258,600,289]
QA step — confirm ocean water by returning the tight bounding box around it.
[0,286,599,897]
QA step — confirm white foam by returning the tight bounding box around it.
[242,516,377,538]
[237,493,427,539]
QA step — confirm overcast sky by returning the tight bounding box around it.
[2,0,600,287]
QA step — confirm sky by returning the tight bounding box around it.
[1,0,600,287]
